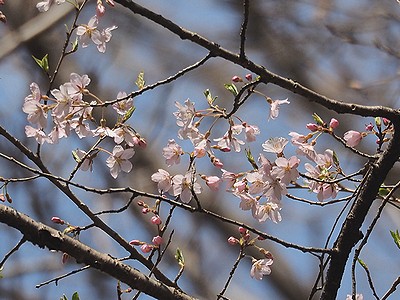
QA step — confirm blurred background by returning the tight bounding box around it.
[1,0,400,299]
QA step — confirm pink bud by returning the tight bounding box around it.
[151,215,162,225]
[344,130,362,147]
[365,123,374,131]
[0,194,5,202]
[329,118,339,129]
[51,217,65,225]
[383,118,390,126]
[257,235,266,240]
[152,235,163,245]
[142,208,150,214]
[238,226,247,235]
[212,157,223,168]
[306,123,318,132]
[129,239,142,246]
[140,244,153,253]
[220,147,231,152]
[137,200,145,206]
[232,76,242,82]
[245,74,253,81]
[96,3,106,16]
[244,233,251,241]
[227,236,238,245]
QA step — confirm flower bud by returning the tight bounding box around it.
[152,235,163,245]
[140,244,152,253]
[151,215,162,225]
[238,226,247,235]
[232,76,242,82]
[245,74,253,81]
[142,207,150,214]
[329,118,339,129]
[365,123,374,131]
[227,236,238,245]
[306,123,318,132]
[129,239,142,246]
[51,216,65,225]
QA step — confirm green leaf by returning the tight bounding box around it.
[332,150,340,167]
[71,150,81,163]
[245,148,258,170]
[357,258,368,269]
[71,292,80,300]
[390,230,400,249]
[175,248,185,268]
[224,83,238,96]
[312,113,324,126]
[135,71,145,90]
[71,38,79,53]
[379,187,390,197]
[32,54,49,73]
[122,106,136,123]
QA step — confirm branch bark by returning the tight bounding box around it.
[0,204,196,300]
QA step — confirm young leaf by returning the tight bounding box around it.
[135,71,145,90]
[175,248,185,268]
[71,150,81,163]
[224,83,238,96]
[71,292,80,300]
[32,54,49,73]
[122,106,136,123]
[390,230,400,249]
[312,113,324,126]
[245,148,258,170]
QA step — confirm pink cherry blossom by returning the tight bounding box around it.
[263,174,287,203]
[140,244,152,253]
[268,98,289,120]
[214,125,245,152]
[76,16,117,53]
[70,118,93,139]
[36,0,65,12]
[150,215,162,225]
[151,169,172,193]
[254,202,282,223]
[113,125,137,146]
[172,172,202,203]
[25,126,50,144]
[344,130,362,147]
[106,145,135,178]
[66,73,90,100]
[272,156,300,185]
[221,169,238,190]
[246,171,265,195]
[250,258,273,280]
[23,83,47,128]
[162,139,183,166]
[235,191,258,216]
[204,175,221,191]
[262,137,288,154]
[112,91,133,115]
[174,99,196,128]
[243,123,260,142]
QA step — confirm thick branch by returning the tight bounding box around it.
[320,124,400,299]
[0,204,196,300]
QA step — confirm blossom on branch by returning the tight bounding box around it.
[250,258,273,280]
[36,0,65,12]
[106,145,135,178]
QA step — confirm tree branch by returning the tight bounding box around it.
[0,204,196,300]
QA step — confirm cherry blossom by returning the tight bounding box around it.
[23,83,47,128]
[262,137,288,154]
[203,175,221,191]
[105,145,135,178]
[25,126,50,144]
[65,73,90,101]
[235,192,258,216]
[344,130,362,147]
[162,139,184,166]
[271,156,300,185]
[329,118,339,129]
[151,169,172,193]
[243,122,260,142]
[113,125,137,146]
[268,98,289,120]
[172,172,202,203]
[254,202,282,223]
[51,84,74,120]
[112,92,133,115]
[76,16,117,53]
[214,125,245,152]
[250,258,273,280]
[36,0,65,12]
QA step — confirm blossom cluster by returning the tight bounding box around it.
[36,0,117,53]
[23,74,144,178]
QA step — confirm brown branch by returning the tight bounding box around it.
[0,204,196,300]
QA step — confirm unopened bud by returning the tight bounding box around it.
[51,217,65,225]
[245,74,253,81]
[151,215,162,225]
[232,76,242,82]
